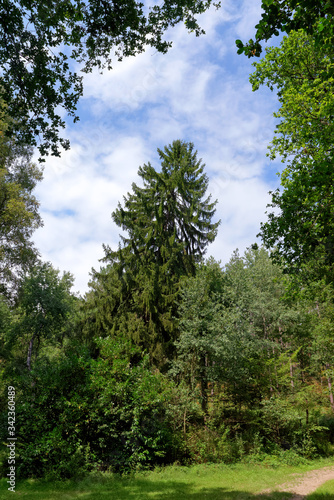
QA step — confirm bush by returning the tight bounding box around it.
[5,339,185,479]
[318,414,334,443]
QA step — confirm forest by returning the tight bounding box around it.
[1,0,334,486]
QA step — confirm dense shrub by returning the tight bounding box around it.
[1,339,185,479]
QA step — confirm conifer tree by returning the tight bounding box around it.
[88,140,220,366]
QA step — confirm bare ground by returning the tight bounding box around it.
[261,466,334,499]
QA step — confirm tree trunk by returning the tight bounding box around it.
[329,379,334,412]
[200,378,208,414]
[27,333,35,371]
[268,348,273,393]
[290,358,294,389]
[199,354,208,417]
[326,364,334,412]
[183,409,187,436]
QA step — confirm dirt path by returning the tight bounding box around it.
[262,466,334,498]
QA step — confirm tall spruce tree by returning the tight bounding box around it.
[87,140,220,367]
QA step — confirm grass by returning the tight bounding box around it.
[0,458,333,499]
[308,479,334,499]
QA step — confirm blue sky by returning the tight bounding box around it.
[33,0,282,295]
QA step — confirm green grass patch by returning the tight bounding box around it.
[0,459,333,500]
[307,479,334,499]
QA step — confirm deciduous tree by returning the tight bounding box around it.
[0,110,43,297]
[14,262,74,371]
[236,0,334,58]
[250,30,334,279]
[0,0,216,156]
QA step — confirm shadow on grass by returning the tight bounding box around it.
[306,495,334,499]
[2,477,334,500]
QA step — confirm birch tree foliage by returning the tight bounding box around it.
[172,258,226,413]
[0,109,43,297]
[173,248,290,413]
[14,262,74,371]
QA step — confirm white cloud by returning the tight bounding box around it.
[208,177,272,263]
[33,136,150,294]
[234,0,264,39]
[32,0,280,295]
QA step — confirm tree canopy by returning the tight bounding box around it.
[110,140,219,272]
[236,0,334,57]
[250,30,334,279]
[0,109,43,297]
[0,0,216,157]
[15,261,75,371]
[1,132,334,476]
[3,2,334,478]
[87,140,219,365]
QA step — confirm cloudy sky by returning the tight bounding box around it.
[33,0,282,296]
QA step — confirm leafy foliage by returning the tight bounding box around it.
[0,111,43,298]
[236,0,334,58]
[172,258,225,413]
[1,127,334,479]
[4,340,182,479]
[250,30,334,278]
[0,0,216,156]
[13,262,75,370]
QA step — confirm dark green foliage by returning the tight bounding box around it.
[10,349,92,479]
[86,140,219,366]
[236,0,334,58]
[89,337,181,471]
[115,141,218,260]
[109,140,219,278]
[0,294,12,374]
[0,1,215,157]
[3,340,183,479]
[2,246,334,479]
[13,262,75,370]
[1,119,334,478]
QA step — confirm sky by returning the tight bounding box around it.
[33,0,282,296]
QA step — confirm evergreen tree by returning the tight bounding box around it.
[110,139,219,272]
[87,140,220,366]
